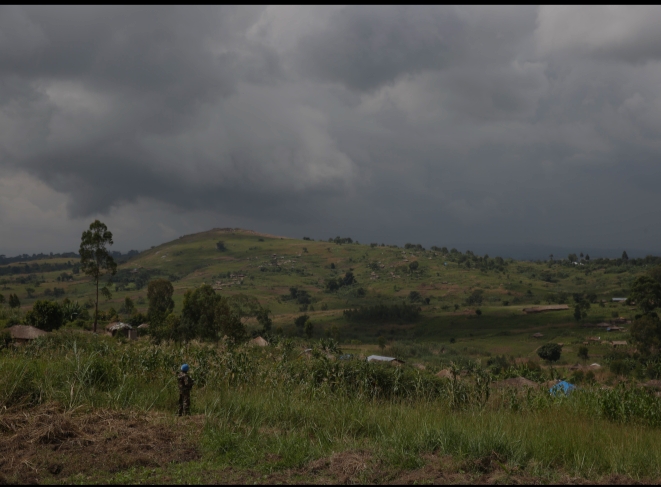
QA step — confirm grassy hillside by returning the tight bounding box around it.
[0,228,648,365]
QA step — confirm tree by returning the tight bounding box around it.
[622,250,629,262]
[537,343,562,363]
[408,291,422,303]
[649,266,661,285]
[0,293,4,304]
[325,278,340,292]
[409,261,419,271]
[147,279,175,325]
[26,287,35,299]
[181,284,220,341]
[79,220,117,333]
[216,241,227,252]
[8,293,20,309]
[120,297,135,316]
[24,300,64,332]
[215,298,245,343]
[630,314,661,355]
[294,314,309,330]
[304,319,314,339]
[378,336,386,350]
[578,346,589,360]
[256,307,272,334]
[585,254,590,261]
[573,305,583,322]
[62,300,82,323]
[568,253,578,263]
[573,293,591,321]
[629,276,661,315]
[342,272,356,286]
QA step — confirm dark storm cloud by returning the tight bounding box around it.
[2,5,661,255]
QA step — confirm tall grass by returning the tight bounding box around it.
[2,331,661,479]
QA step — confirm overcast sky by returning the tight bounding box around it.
[2,6,661,256]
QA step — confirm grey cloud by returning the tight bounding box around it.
[2,6,661,255]
[294,6,463,91]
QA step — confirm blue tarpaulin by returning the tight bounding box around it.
[550,380,576,396]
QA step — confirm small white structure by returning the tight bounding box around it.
[366,355,404,366]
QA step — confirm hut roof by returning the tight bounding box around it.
[612,341,628,346]
[106,322,133,332]
[137,323,149,329]
[435,369,454,379]
[7,325,48,340]
[532,333,544,338]
[249,336,269,347]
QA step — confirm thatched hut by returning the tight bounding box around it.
[435,369,454,379]
[105,322,137,340]
[249,336,269,347]
[6,325,48,344]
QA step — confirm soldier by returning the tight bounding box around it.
[177,363,195,416]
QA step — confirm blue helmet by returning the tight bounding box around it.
[181,364,189,372]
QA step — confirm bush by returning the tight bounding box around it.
[24,300,64,331]
[537,343,562,363]
[578,346,589,360]
[409,291,422,303]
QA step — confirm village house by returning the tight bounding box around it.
[6,325,48,344]
[105,322,137,340]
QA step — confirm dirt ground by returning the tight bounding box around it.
[0,403,201,484]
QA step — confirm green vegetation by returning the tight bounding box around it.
[3,333,661,483]
[5,226,661,482]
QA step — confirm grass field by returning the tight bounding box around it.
[2,333,661,484]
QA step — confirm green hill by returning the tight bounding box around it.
[0,227,648,358]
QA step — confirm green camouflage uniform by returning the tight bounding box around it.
[177,371,194,416]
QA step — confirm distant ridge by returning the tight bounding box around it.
[445,242,661,261]
[177,228,291,241]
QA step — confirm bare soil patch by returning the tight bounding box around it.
[0,402,201,484]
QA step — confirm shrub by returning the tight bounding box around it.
[578,346,589,360]
[409,291,422,303]
[537,343,562,363]
[24,300,64,332]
